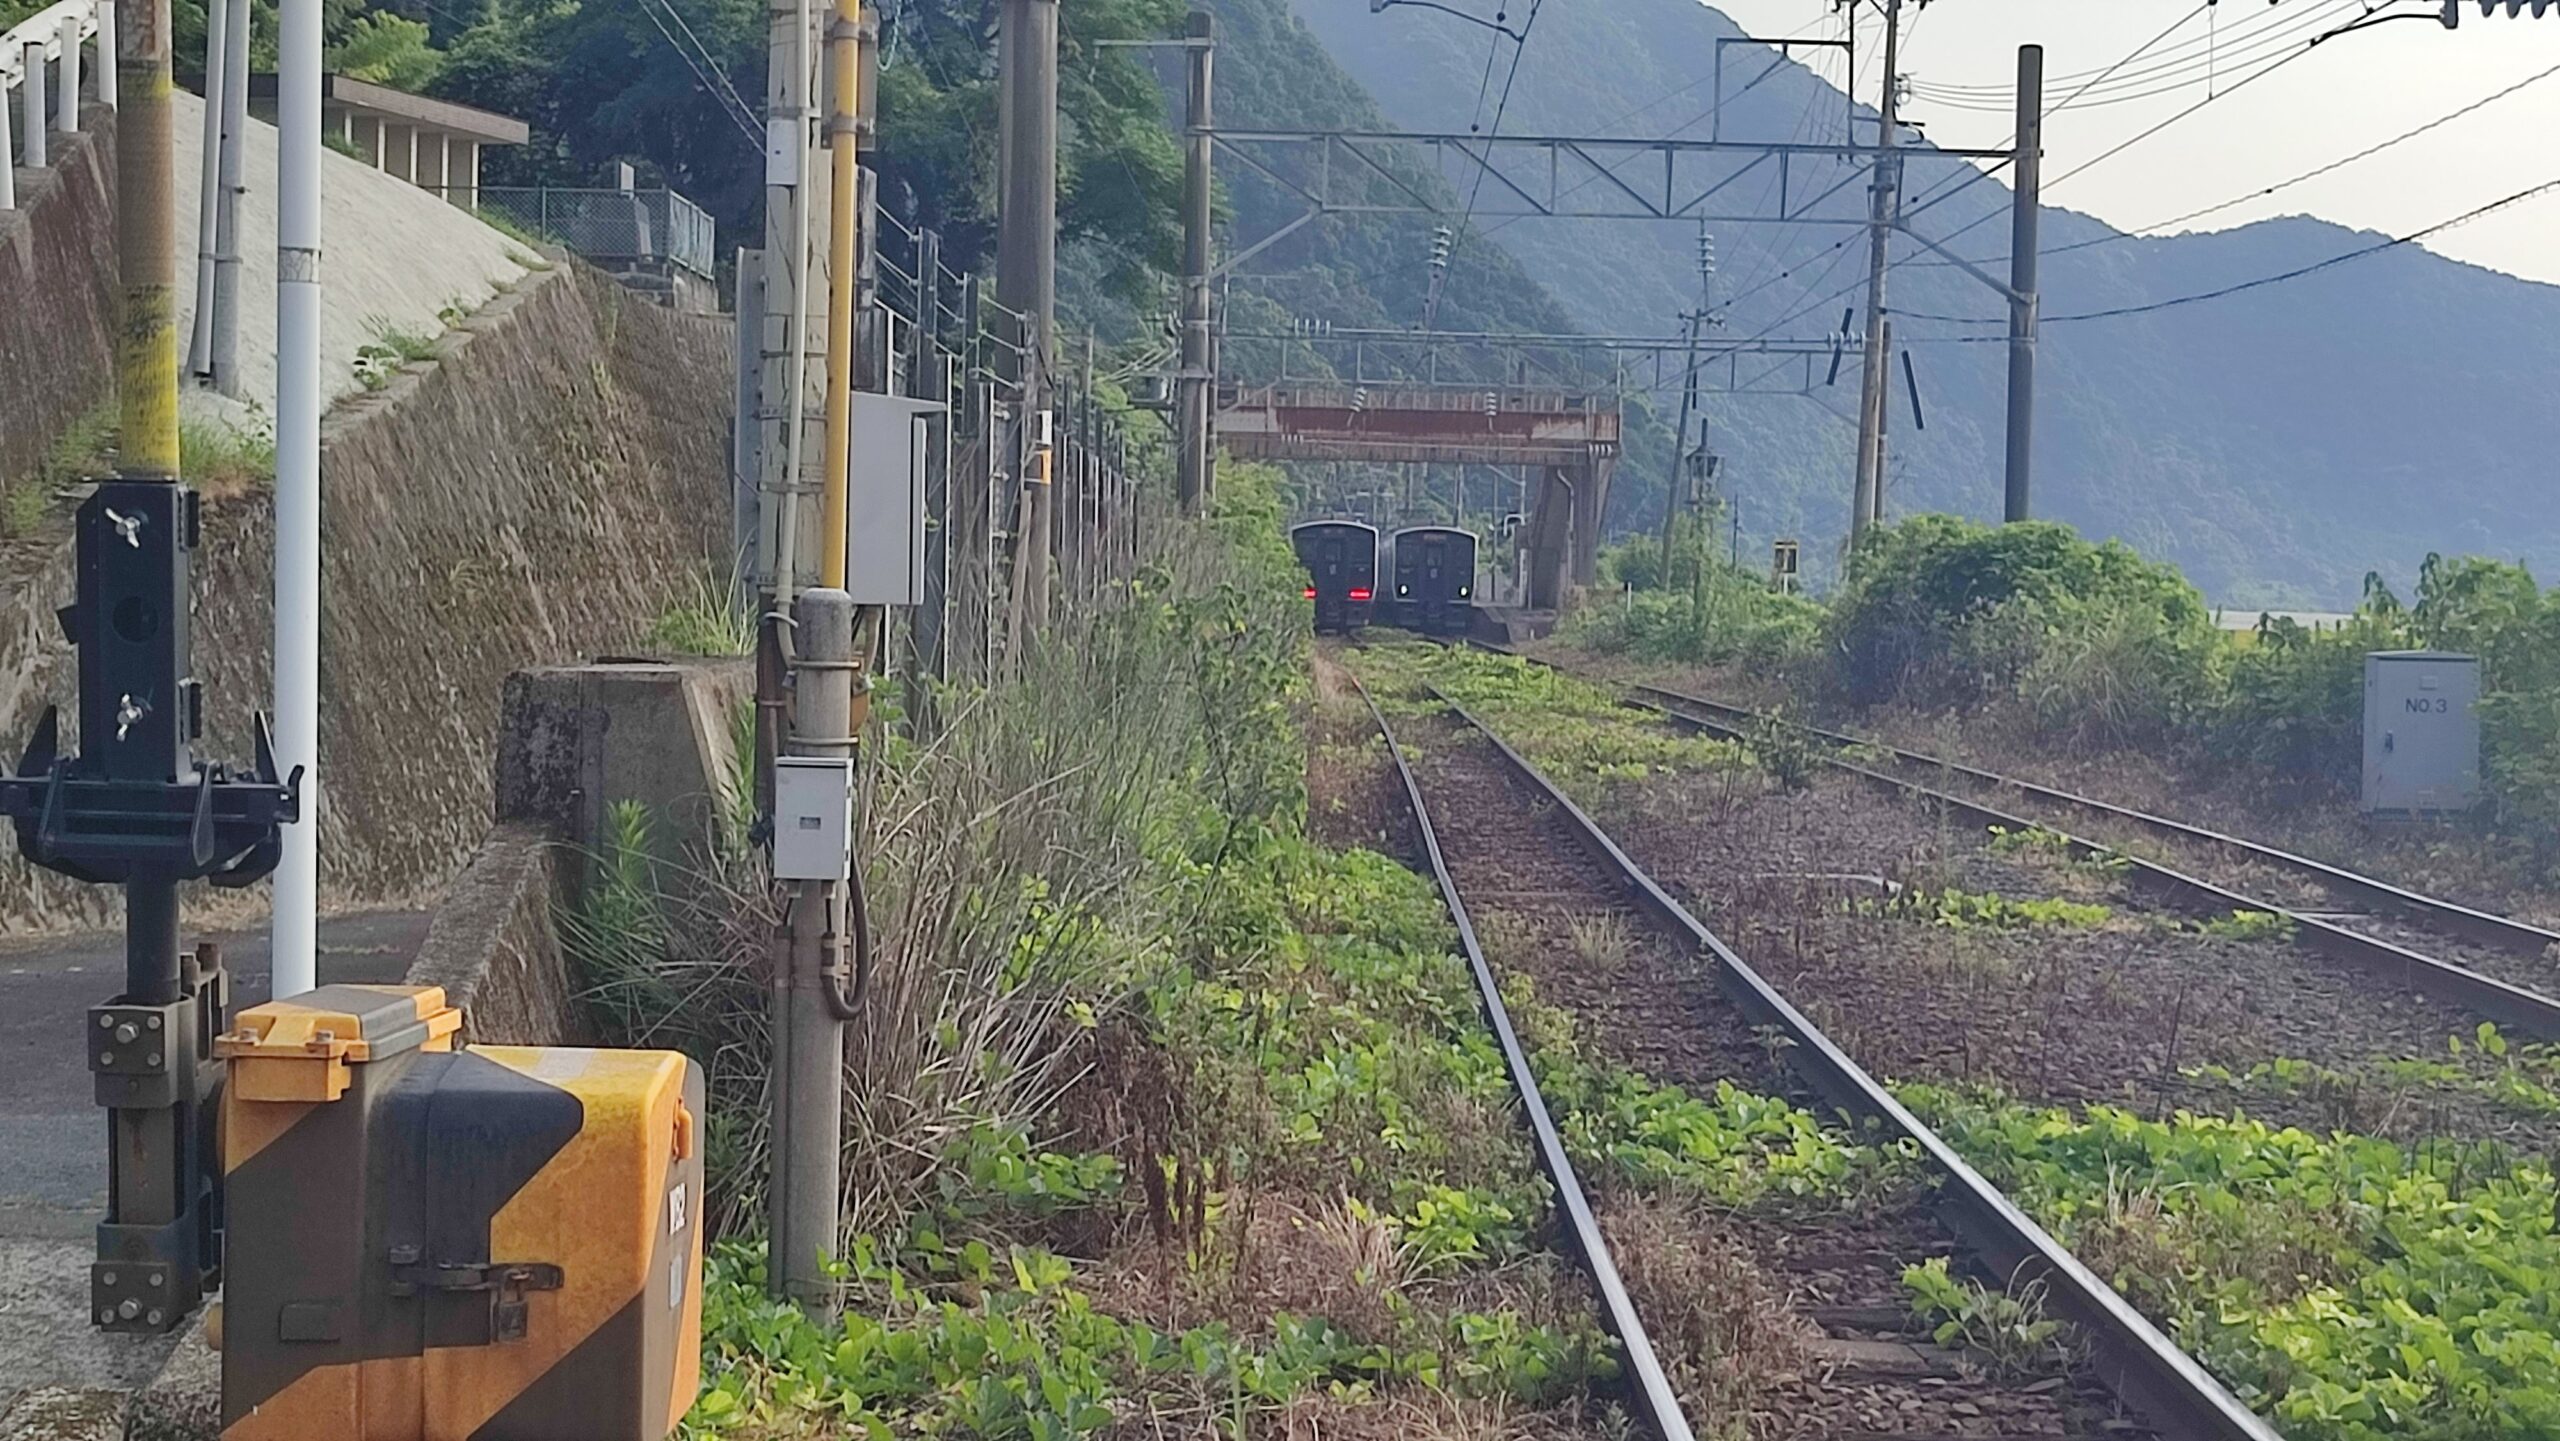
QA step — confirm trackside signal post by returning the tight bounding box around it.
[0,0,299,1334]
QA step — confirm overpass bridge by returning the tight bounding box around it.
[1215,380,1620,610]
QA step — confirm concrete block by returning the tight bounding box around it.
[405,822,589,1046]
[496,659,753,898]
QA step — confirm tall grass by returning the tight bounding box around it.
[563,466,1306,1245]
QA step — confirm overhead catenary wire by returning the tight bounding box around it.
[631,0,762,143]
[1893,174,2560,330]
[1908,18,2347,264]
[1978,58,2560,267]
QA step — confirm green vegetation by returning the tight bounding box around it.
[2199,909,2296,943]
[1357,640,1753,790]
[354,316,441,391]
[1572,515,2560,883]
[644,570,754,657]
[1568,532,1826,671]
[1873,886,2112,933]
[1905,1083,2560,1441]
[1901,1257,2067,1377]
[179,410,277,491]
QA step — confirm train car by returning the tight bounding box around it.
[1290,520,1379,635]
[1387,526,1479,638]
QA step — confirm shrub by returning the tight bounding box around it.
[1822,516,2217,724]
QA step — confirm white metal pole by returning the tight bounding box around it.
[209,0,248,396]
[0,76,16,211]
[23,42,46,169]
[92,0,112,106]
[270,0,322,1000]
[57,11,78,132]
[187,0,225,378]
[0,79,17,210]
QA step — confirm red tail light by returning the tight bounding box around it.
[1303,586,1318,599]
[1349,588,1373,602]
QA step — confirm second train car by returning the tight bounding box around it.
[1290,520,1379,635]
[1382,526,1478,638]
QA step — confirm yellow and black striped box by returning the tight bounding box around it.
[216,985,704,1440]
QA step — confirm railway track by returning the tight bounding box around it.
[1353,669,2279,1441]
[1494,648,2560,1041]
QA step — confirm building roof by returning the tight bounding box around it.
[247,73,530,146]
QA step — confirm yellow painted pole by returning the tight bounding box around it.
[817,0,859,589]
[118,0,180,480]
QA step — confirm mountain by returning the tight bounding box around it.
[1269,0,2560,607]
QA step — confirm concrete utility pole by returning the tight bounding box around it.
[186,0,224,378]
[998,0,1057,626]
[768,0,870,1310]
[1850,0,1902,543]
[22,37,45,169]
[2004,43,2043,524]
[208,0,248,397]
[1657,309,1699,581]
[1176,9,1214,516]
[760,0,826,605]
[270,0,323,999]
[1871,318,1892,526]
[120,0,178,480]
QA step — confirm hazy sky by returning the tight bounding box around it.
[1701,0,2560,285]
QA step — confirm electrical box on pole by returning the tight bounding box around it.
[773,756,855,880]
[843,392,945,606]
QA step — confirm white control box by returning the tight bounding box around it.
[772,757,854,880]
[2362,651,2481,815]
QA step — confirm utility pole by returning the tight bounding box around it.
[1176,9,1214,515]
[1850,0,1902,544]
[772,0,868,1313]
[2004,43,2042,523]
[207,0,246,396]
[1659,226,1715,582]
[998,0,1058,628]
[1871,317,1892,526]
[759,0,825,606]
[1657,309,1699,582]
[0,0,296,1338]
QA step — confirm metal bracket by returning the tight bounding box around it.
[388,1249,565,1344]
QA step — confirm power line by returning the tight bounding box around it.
[1903,0,2341,95]
[2013,58,2560,264]
[630,0,760,144]
[1898,1,2217,215]
[1895,174,2560,328]
[1911,19,2344,259]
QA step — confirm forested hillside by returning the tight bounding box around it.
[1192,0,1681,513]
[1281,0,2560,607]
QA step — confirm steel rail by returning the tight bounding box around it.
[1577,675,2560,1038]
[1617,678,2560,963]
[1348,675,1697,1441]
[1473,646,2560,1039]
[1423,684,2282,1441]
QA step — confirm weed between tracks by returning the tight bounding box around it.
[1388,638,2560,1441]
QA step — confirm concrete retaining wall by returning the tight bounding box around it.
[0,262,735,931]
[0,106,118,493]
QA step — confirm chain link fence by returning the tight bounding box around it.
[473,186,716,280]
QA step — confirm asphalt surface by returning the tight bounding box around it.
[0,910,431,1406]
